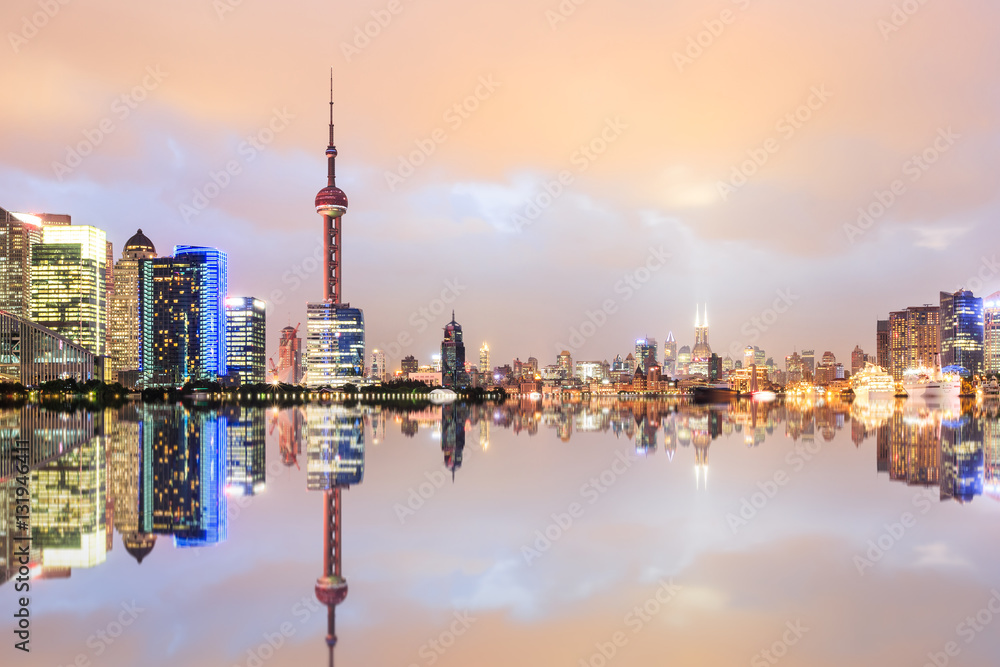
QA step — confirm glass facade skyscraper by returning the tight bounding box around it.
[138,246,228,387]
[30,224,108,356]
[939,290,984,376]
[0,208,42,318]
[441,313,466,388]
[305,302,365,387]
[225,296,266,385]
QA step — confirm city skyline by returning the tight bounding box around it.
[3,1,999,371]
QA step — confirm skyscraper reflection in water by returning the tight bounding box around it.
[304,404,366,666]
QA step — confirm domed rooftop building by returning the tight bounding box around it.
[123,228,156,259]
[122,532,157,565]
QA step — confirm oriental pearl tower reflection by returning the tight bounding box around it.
[306,402,365,667]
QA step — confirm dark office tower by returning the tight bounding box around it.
[0,207,42,317]
[876,319,890,369]
[138,246,228,387]
[940,290,984,376]
[441,312,466,389]
[401,355,418,375]
[225,297,267,385]
[708,353,722,381]
[634,337,658,373]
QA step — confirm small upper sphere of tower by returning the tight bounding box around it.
[315,185,348,216]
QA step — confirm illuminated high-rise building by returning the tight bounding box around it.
[0,207,43,317]
[984,291,1000,374]
[801,350,815,377]
[368,348,386,383]
[851,345,866,375]
[663,331,677,376]
[441,312,467,389]
[108,229,157,382]
[479,342,490,374]
[275,324,304,384]
[940,290,984,376]
[225,297,266,385]
[557,349,573,378]
[887,306,939,379]
[306,304,365,387]
[30,224,108,355]
[306,74,366,388]
[634,338,657,373]
[138,246,228,387]
[692,304,712,361]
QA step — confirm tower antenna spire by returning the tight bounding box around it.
[329,67,335,146]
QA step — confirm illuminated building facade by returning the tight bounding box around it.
[441,313,467,388]
[138,246,228,387]
[985,291,1000,374]
[0,208,43,317]
[222,406,266,496]
[142,408,228,546]
[887,306,940,379]
[305,405,365,490]
[801,350,815,378]
[306,303,365,387]
[479,342,490,374]
[368,348,386,383]
[939,290,984,376]
[30,224,108,355]
[32,436,107,570]
[225,297,266,385]
[663,331,677,376]
[108,229,157,381]
[276,324,303,384]
[940,416,984,503]
[691,305,712,362]
[557,349,573,378]
[634,338,657,373]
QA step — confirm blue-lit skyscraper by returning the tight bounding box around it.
[939,290,984,376]
[141,407,228,547]
[138,246,228,387]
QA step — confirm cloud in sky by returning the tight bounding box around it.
[3,0,1000,368]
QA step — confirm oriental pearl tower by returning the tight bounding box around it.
[316,69,348,304]
[313,71,352,667]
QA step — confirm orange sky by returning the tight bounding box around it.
[2,0,999,368]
